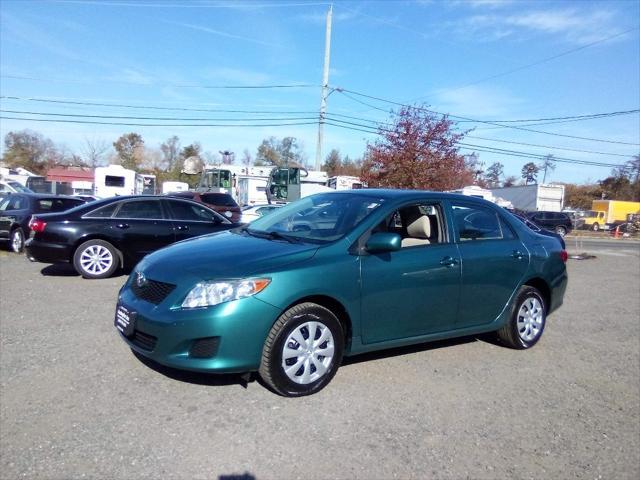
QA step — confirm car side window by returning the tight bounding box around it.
[115,200,164,219]
[85,203,119,218]
[374,203,445,248]
[166,200,218,222]
[4,196,25,210]
[452,203,504,241]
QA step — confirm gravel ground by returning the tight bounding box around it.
[1,244,639,480]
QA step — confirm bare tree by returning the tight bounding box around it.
[82,138,110,168]
[241,149,252,166]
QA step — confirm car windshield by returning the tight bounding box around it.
[247,193,385,244]
[8,182,32,193]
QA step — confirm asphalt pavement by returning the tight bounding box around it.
[0,245,639,479]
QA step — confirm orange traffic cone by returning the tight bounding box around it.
[614,225,621,238]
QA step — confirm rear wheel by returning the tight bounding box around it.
[259,302,344,397]
[555,225,567,237]
[497,286,546,349]
[73,240,120,279]
[10,228,25,253]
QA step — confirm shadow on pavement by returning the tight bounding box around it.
[40,264,79,277]
[131,349,255,389]
[342,335,482,367]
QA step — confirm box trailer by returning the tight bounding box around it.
[490,184,565,212]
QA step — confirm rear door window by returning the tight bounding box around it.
[115,200,164,219]
[452,203,504,241]
[165,200,219,222]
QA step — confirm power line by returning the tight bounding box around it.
[456,109,640,124]
[0,109,318,122]
[324,113,636,158]
[412,25,640,103]
[337,88,640,146]
[0,75,319,90]
[0,96,319,115]
[0,115,319,128]
[323,119,626,168]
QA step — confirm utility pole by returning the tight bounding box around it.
[314,4,333,171]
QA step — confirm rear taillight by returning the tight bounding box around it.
[29,218,47,233]
[560,250,568,262]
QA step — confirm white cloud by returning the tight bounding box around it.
[453,8,623,44]
[162,20,284,48]
[430,85,524,118]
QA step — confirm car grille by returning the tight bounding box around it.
[131,279,176,305]
[131,330,158,351]
[189,337,220,359]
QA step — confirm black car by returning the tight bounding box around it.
[511,212,566,249]
[0,193,86,253]
[166,191,242,222]
[25,195,239,279]
[525,211,573,237]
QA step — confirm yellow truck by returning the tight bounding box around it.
[581,200,640,231]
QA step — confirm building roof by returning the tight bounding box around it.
[46,167,94,183]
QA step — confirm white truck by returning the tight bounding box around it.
[94,165,140,198]
[489,184,565,212]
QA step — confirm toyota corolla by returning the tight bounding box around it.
[115,190,568,397]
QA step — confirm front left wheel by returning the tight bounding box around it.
[259,302,344,397]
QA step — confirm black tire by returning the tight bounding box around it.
[10,228,25,253]
[259,302,344,397]
[592,223,599,231]
[73,239,120,279]
[555,225,567,237]
[497,286,546,349]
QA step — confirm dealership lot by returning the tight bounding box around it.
[1,242,639,479]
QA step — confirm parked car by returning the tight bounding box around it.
[25,195,239,279]
[240,203,284,223]
[115,190,568,397]
[0,180,33,194]
[525,211,572,237]
[511,212,566,249]
[166,191,241,223]
[0,193,86,253]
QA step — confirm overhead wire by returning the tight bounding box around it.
[337,88,640,146]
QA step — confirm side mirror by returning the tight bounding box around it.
[366,232,401,253]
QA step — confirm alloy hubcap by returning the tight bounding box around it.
[80,245,113,275]
[516,297,544,342]
[12,232,22,252]
[281,320,335,385]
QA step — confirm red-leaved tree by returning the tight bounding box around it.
[361,106,475,191]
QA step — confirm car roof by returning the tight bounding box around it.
[325,188,502,206]
[3,192,84,200]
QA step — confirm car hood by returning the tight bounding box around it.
[137,230,319,283]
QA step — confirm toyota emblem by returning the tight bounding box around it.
[136,271,147,288]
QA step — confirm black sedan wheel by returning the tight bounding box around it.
[497,286,546,349]
[10,228,25,253]
[555,225,567,237]
[259,302,344,397]
[73,240,120,279]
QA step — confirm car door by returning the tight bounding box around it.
[359,201,462,344]
[451,201,530,329]
[111,198,175,262]
[163,199,230,241]
[0,194,28,239]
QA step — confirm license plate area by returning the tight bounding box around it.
[115,304,136,337]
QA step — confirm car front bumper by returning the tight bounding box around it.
[116,285,282,374]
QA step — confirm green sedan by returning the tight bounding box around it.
[115,190,568,397]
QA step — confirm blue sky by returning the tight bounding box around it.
[1,0,639,184]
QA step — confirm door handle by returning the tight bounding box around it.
[176,225,189,231]
[116,223,130,230]
[440,256,458,267]
[511,250,525,259]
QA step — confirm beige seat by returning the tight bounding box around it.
[401,215,431,247]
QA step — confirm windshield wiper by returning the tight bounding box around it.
[246,229,303,244]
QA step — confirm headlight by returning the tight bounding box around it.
[181,278,270,309]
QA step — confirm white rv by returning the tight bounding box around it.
[162,181,189,194]
[94,165,140,198]
[328,176,365,190]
